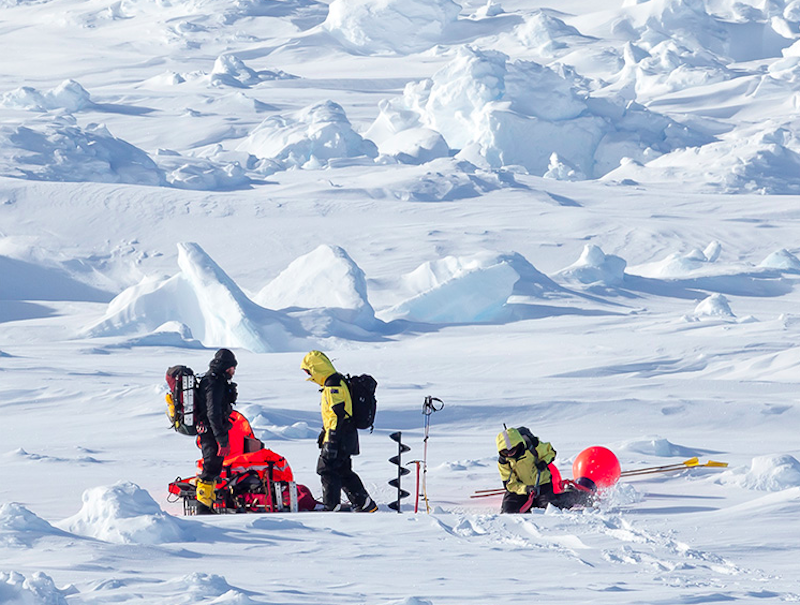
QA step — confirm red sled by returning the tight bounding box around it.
[167,411,319,514]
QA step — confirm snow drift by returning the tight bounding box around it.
[367,45,708,178]
[322,0,462,55]
[58,482,192,545]
[84,242,303,353]
[236,101,378,171]
[0,571,68,605]
[719,455,800,491]
[0,503,71,548]
[0,118,165,186]
[0,79,92,112]
[377,251,557,323]
[255,244,376,326]
[555,244,627,287]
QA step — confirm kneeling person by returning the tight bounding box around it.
[497,426,592,512]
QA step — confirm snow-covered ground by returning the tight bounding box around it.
[2,0,800,602]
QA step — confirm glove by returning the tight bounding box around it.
[321,441,338,459]
[217,443,231,458]
[317,429,326,449]
[535,460,549,471]
[526,484,539,496]
[228,382,238,403]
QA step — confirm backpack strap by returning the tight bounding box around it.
[324,372,345,387]
[323,373,352,422]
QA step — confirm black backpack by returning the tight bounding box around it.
[346,374,378,432]
[324,372,378,432]
[165,365,200,436]
[516,426,540,452]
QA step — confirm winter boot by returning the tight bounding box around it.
[195,480,216,515]
[355,496,378,513]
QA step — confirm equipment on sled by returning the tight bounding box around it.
[168,453,318,515]
[167,411,320,515]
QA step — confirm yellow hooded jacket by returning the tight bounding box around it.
[496,427,556,496]
[301,351,357,452]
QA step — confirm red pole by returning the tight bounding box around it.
[414,462,421,513]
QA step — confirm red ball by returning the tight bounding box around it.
[573,446,621,489]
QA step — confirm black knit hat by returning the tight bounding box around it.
[210,348,238,372]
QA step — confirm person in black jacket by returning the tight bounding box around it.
[195,348,238,514]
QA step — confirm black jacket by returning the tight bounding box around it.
[198,350,238,446]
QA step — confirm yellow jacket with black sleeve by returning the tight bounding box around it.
[496,427,556,496]
[301,350,360,456]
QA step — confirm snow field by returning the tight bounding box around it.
[3,0,800,602]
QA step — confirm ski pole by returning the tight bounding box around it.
[620,460,728,479]
[474,487,510,494]
[470,490,506,499]
[620,457,699,476]
[421,396,444,514]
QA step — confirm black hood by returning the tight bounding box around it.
[209,348,237,374]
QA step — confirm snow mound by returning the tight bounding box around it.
[112,321,207,349]
[759,248,800,272]
[514,10,595,58]
[255,244,376,326]
[554,245,626,287]
[156,154,250,191]
[236,101,378,170]
[376,128,450,165]
[0,80,92,112]
[377,251,520,323]
[720,455,800,491]
[620,0,797,63]
[84,243,303,353]
[620,437,705,458]
[58,482,192,545]
[692,293,736,320]
[370,45,707,178]
[0,571,68,605]
[352,159,522,201]
[605,38,731,102]
[254,420,319,440]
[628,241,722,278]
[210,55,296,88]
[604,126,800,194]
[380,599,434,605]
[322,0,462,55]
[0,503,71,547]
[0,118,164,186]
[165,573,255,603]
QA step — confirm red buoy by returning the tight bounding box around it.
[572,446,621,491]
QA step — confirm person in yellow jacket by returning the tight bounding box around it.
[301,350,377,512]
[497,426,592,512]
